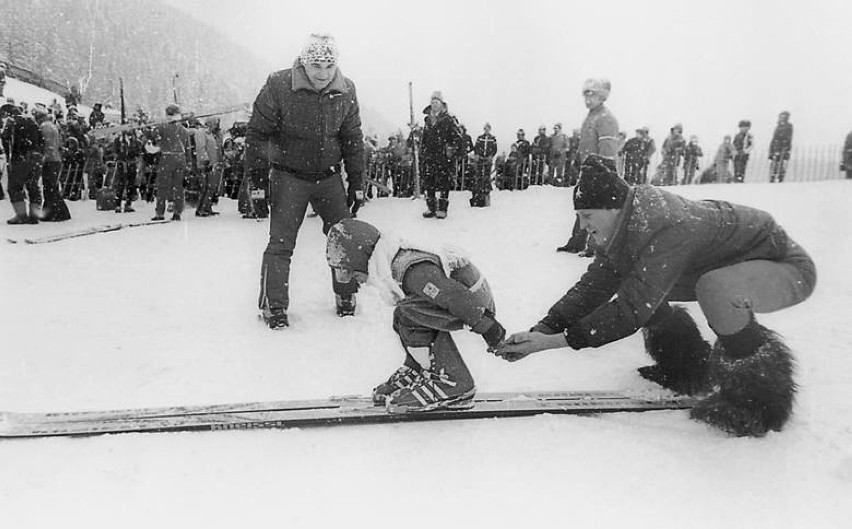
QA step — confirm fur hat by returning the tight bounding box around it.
[582,78,611,100]
[430,91,445,104]
[573,155,629,210]
[299,33,339,65]
[738,119,751,128]
[326,218,381,273]
[165,104,181,116]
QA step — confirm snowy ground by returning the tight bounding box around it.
[1,182,851,528]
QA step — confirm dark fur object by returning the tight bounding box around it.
[640,306,711,395]
[690,325,797,437]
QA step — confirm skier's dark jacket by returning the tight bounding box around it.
[245,60,364,182]
[538,185,816,347]
[770,122,794,156]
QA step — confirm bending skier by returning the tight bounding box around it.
[495,156,816,437]
[325,218,506,412]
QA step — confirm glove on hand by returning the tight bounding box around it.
[347,184,364,216]
[482,320,507,353]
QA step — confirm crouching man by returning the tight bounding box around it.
[495,156,816,437]
[326,218,506,412]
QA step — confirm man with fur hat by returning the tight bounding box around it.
[557,78,620,254]
[496,156,816,437]
[420,91,462,219]
[245,33,365,329]
[326,218,506,412]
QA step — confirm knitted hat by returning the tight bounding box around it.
[582,78,611,100]
[299,33,339,65]
[326,218,381,273]
[573,156,629,210]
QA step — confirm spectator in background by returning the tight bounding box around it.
[112,131,142,213]
[565,128,581,186]
[658,124,685,186]
[713,135,734,183]
[197,117,224,217]
[732,120,753,183]
[622,128,649,184]
[557,77,619,254]
[548,123,569,186]
[769,111,793,183]
[420,91,461,219]
[89,103,105,128]
[682,136,703,185]
[843,130,852,180]
[0,63,7,97]
[471,123,497,207]
[151,104,190,221]
[614,131,627,178]
[530,125,550,186]
[35,108,70,221]
[1,103,44,224]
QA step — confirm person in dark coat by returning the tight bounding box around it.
[682,135,703,185]
[842,130,852,180]
[1,103,44,224]
[420,91,461,219]
[326,218,506,412]
[245,33,364,329]
[732,120,753,183]
[530,126,550,185]
[495,156,816,438]
[769,111,793,183]
[36,109,71,221]
[151,104,190,221]
[621,128,650,185]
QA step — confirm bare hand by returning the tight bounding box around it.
[493,331,564,362]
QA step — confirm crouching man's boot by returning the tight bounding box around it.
[386,332,475,413]
[640,304,711,395]
[690,319,796,437]
[7,201,29,225]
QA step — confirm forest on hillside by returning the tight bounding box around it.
[0,0,268,116]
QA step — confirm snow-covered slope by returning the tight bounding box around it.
[1,181,850,528]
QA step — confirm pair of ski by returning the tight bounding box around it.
[6,218,171,245]
[0,390,696,438]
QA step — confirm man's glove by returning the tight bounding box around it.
[482,320,506,354]
[347,179,364,216]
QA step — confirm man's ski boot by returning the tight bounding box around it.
[262,308,289,330]
[335,294,356,317]
[386,368,476,413]
[372,365,421,406]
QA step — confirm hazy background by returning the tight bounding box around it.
[159,0,850,152]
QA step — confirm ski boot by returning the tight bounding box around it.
[335,294,356,317]
[386,368,476,413]
[372,365,421,406]
[262,308,289,330]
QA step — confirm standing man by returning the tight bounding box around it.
[530,126,551,186]
[420,91,461,219]
[36,109,71,221]
[496,157,816,437]
[548,123,569,186]
[1,103,43,224]
[513,128,532,188]
[660,124,685,185]
[732,120,753,183]
[471,122,497,206]
[151,104,190,221]
[769,111,793,183]
[557,78,619,253]
[843,130,852,180]
[245,33,364,330]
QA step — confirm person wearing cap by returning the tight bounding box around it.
[245,33,365,329]
[557,78,620,254]
[682,135,703,185]
[547,123,569,186]
[1,102,44,224]
[325,218,506,412]
[659,123,685,186]
[530,125,551,186]
[494,156,816,437]
[621,128,651,185]
[769,111,793,183]
[513,129,532,189]
[36,109,71,221]
[151,103,190,221]
[420,91,462,219]
[732,120,754,183]
[471,123,497,205]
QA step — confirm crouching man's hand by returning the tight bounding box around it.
[493,331,567,362]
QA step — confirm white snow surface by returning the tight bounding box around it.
[1,183,851,528]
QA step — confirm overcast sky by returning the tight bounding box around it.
[169,0,851,153]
